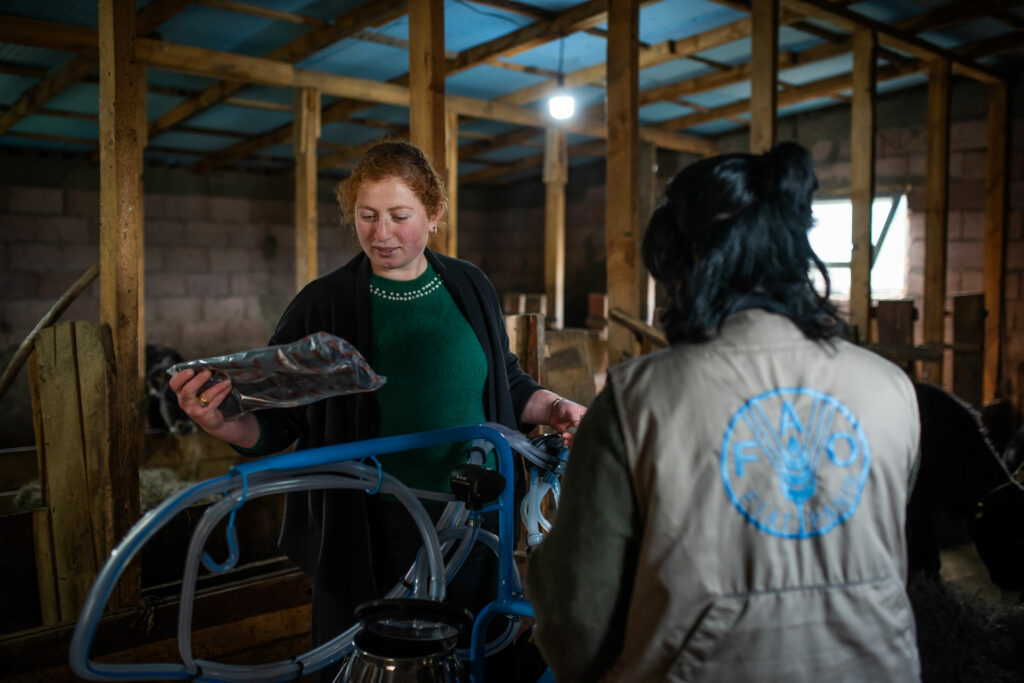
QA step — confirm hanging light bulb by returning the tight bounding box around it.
[548,38,575,121]
[548,75,575,120]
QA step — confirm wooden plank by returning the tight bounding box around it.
[409,0,447,185]
[74,322,116,572]
[923,59,951,385]
[444,109,460,258]
[34,325,98,621]
[781,0,1001,84]
[983,81,1008,403]
[544,128,568,330]
[606,0,641,365]
[657,60,920,132]
[294,87,320,291]
[875,299,916,377]
[447,0,608,76]
[31,508,59,626]
[98,0,144,609]
[849,28,876,342]
[196,0,328,27]
[147,0,407,137]
[953,293,984,407]
[750,0,779,154]
[504,314,545,384]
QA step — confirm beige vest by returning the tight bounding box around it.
[606,310,920,682]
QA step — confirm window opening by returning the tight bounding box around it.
[808,194,909,301]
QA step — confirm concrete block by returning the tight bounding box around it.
[1004,272,1020,300]
[1009,211,1023,241]
[908,239,925,268]
[319,202,342,227]
[810,139,834,162]
[948,151,964,180]
[185,221,230,247]
[229,271,270,295]
[946,211,964,240]
[904,127,928,154]
[186,272,230,297]
[9,186,63,214]
[9,244,62,272]
[63,296,99,322]
[146,193,208,221]
[64,244,99,271]
[958,151,987,181]
[950,120,987,152]
[876,155,909,181]
[209,196,251,223]
[144,321,185,351]
[958,269,983,293]
[164,246,211,272]
[908,212,925,241]
[960,211,985,241]
[144,247,163,272]
[3,270,42,298]
[907,271,924,298]
[814,161,851,186]
[250,199,292,224]
[66,189,99,217]
[55,215,90,243]
[1,214,50,243]
[1011,181,1024,210]
[207,247,252,272]
[1008,301,1024,331]
[837,138,850,161]
[907,154,926,178]
[146,272,187,297]
[1006,242,1024,270]
[146,219,188,246]
[155,297,202,323]
[949,181,987,211]
[202,296,250,324]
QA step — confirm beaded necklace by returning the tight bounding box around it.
[369,273,442,302]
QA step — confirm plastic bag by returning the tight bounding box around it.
[167,332,385,417]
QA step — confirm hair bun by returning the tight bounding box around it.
[763,142,817,213]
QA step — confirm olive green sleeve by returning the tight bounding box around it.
[525,384,641,683]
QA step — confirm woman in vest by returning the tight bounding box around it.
[171,141,586,681]
[528,142,921,682]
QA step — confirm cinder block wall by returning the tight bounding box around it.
[0,183,359,362]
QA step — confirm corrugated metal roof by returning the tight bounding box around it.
[0,0,1019,182]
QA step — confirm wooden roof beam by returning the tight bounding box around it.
[781,0,1003,83]
[0,0,191,136]
[657,60,923,132]
[147,0,407,139]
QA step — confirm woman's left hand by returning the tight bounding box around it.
[549,396,587,448]
[523,389,587,449]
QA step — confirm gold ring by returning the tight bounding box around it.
[197,395,209,408]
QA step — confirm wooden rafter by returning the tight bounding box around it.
[0,0,191,136]
[196,0,328,27]
[782,0,1002,83]
[147,0,407,140]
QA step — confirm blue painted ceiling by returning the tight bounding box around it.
[0,0,1020,181]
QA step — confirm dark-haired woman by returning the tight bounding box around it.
[527,143,921,682]
[170,141,585,681]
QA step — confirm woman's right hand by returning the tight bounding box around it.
[168,368,234,434]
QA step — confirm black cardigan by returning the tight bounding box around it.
[251,249,541,591]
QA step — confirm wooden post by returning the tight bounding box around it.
[504,313,545,385]
[544,128,567,330]
[443,109,459,258]
[97,0,143,607]
[408,0,446,181]
[606,0,641,365]
[637,141,657,324]
[294,87,320,290]
[850,28,876,342]
[983,81,1008,402]
[923,58,950,384]
[750,0,778,154]
[953,293,984,407]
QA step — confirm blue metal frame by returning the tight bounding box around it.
[230,423,539,682]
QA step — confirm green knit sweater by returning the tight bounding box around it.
[370,264,489,491]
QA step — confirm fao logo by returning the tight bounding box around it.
[720,388,871,539]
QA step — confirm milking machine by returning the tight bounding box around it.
[70,423,568,682]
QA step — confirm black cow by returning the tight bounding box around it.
[909,382,1024,592]
[145,343,195,435]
